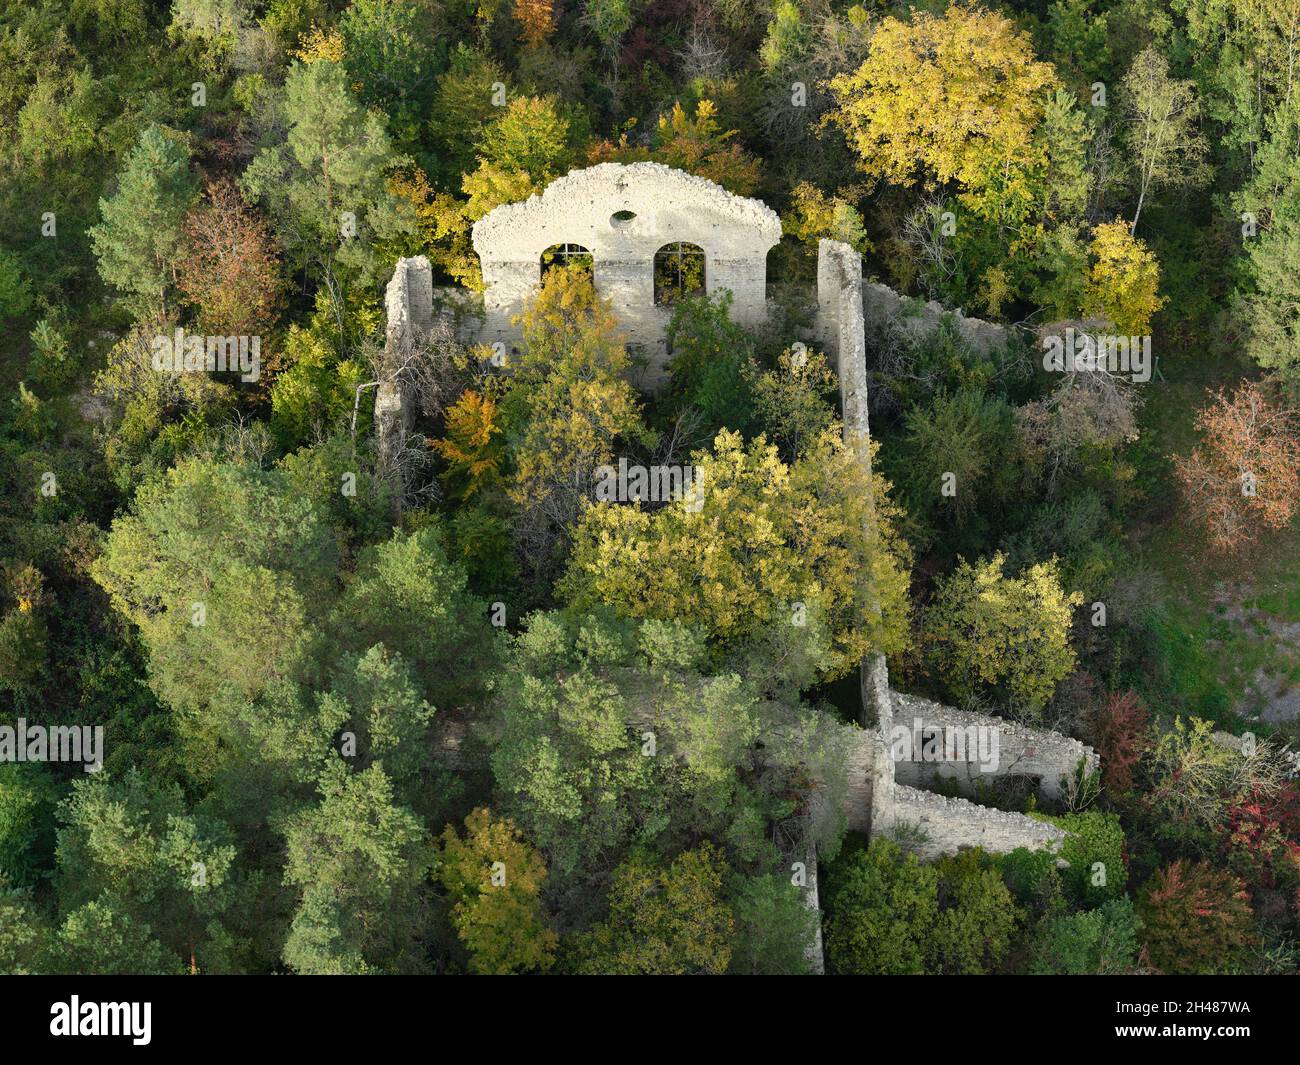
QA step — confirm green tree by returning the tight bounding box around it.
[0,764,59,888]
[824,839,938,975]
[1119,47,1208,232]
[1028,898,1141,974]
[567,845,735,974]
[922,553,1082,715]
[241,59,414,287]
[728,872,818,975]
[92,458,338,718]
[55,770,246,974]
[931,850,1020,974]
[282,761,435,974]
[88,124,199,307]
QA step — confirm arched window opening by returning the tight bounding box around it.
[540,243,593,278]
[653,242,705,305]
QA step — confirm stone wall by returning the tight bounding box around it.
[890,691,1098,801]
[802,849,825,975]
[862,281,1010,355]
[471,162,782,384]
[893,785,1070,861]
[376,256,434,507]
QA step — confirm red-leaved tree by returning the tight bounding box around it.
[176,179,283,339]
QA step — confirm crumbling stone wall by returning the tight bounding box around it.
[817,237,1091,861]
[890,691,1098,801]
[376,256,434,507]
[862,281,1010,355]
[471,162,782,384]
[893,785,1070,860]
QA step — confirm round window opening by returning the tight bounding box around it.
[610,210,637,228]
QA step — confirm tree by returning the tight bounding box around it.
[1083,220,1165,334]
[0,763,59,888]
[567,845,735,975]
[1174,383,1300,551]
[1028,898,1142,974]
[52,901,179,975]
[782,182,872,257]
[0,250,33,321]
[506,265,646,567]
[282,761,435,974]
[463,95,575,219]
[827,5,1059,226]
[433,388,506,500]
[1138,860,1255,974]
[1237,207,1300,381]
[332,525,493,710]
[1088,690,1149,795]
[436,807,557,974]
[515,0,555,48]
[587,100,762,196]
[176,179,283,338]
[728,873,818,975]
[0,887,51,975]
[1119,47,1208,232]
[931,850,1020,974]
[487,610,834,875]
[241,60,414,288]
[663,291,758,439]
[339,0,441,138]
[824,839,938,975]
[890,388,1020,551]
[427,44,509,186]
[89,124,199,307]
[91,458,338,716]
[922,553,1083,715]
[1144,716,1294,842]
[563,427,913,681]
[55,770,246,973]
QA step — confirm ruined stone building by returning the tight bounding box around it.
[382,162,1098,870]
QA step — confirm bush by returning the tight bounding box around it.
[824,838,938,974]
[1137,860,1254,974]
[1031,810,1127,904]
[1027,898,1142,974]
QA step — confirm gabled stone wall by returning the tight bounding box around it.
[472,162,782,384]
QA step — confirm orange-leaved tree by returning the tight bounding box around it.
[1174,383,1300,551]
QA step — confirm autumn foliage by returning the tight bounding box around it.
[1174,383,1300,550]
[1088,689,1149,796]
[514,0,555,47]
[176,180,283,338]
[1137,859,1254,974]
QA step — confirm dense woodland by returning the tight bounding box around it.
[1,0,1299,976]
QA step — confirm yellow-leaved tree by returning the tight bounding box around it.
[826,4,1059,226]
[507,265,647,559]
[921,553,1082,716]
[560,427,912,681]
[433,388,505,500]
[1083,220,1166,335]
[436,807,557,975]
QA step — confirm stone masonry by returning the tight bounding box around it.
[384,167,1097,869]
[471,162,783,385]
